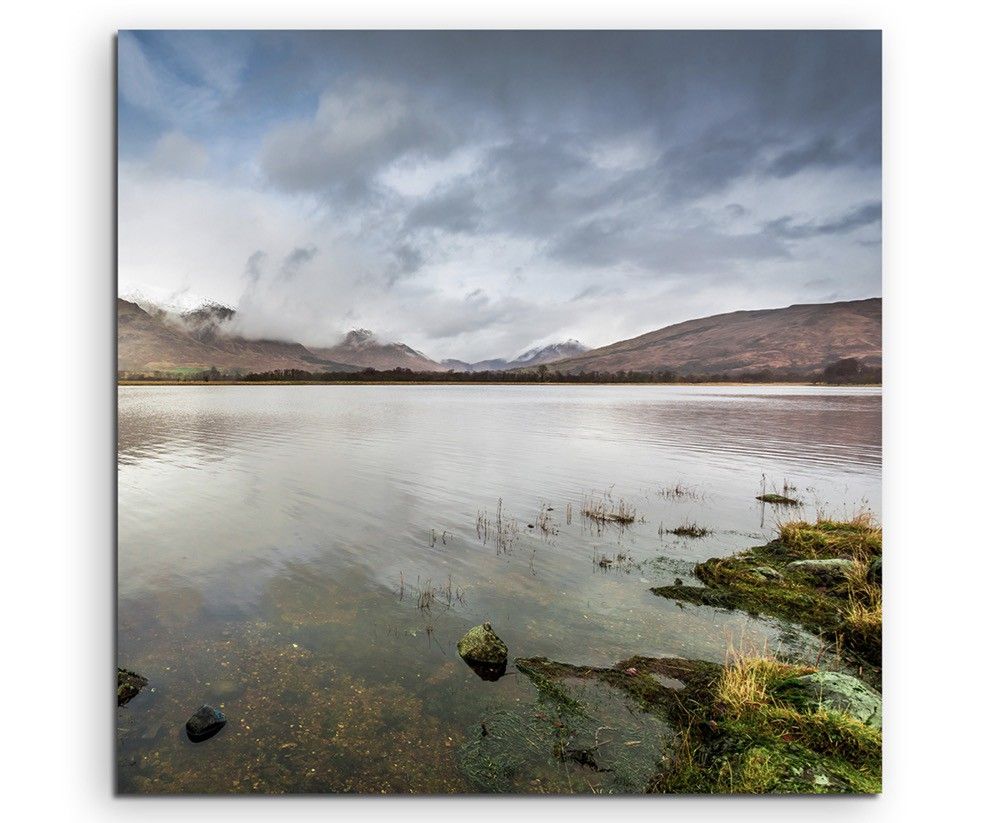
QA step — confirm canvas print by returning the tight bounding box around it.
[117,30,882,794]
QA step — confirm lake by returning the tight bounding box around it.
[117,384,881,793]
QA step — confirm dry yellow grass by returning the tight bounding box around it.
[778,510,881,562]
[716,642,814,717]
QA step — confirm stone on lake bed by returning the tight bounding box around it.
[785,558,854,585]
[457,623,508,665]
[117,667,148,706]
[185,705,227,741]
[774,671,882,729]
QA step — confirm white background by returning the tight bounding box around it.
[3,1,998,820]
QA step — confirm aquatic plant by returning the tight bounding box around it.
[535,503,558,535]
[657,482,704,501]
[581,491,637,525]
[476,498,520,554]
[756,474,802,506]
[398,574,467,612]
[665,521,712,538]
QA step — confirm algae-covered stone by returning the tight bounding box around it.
[748,566,783,581]
[458,623,508,664]
[117,667,148,706]
[774,671,882,729]
[786,558,854,586]
[458,623,508,681]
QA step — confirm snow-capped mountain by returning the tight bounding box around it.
[444,340,592,372]
[306,329,446,372]
[119,283,235,317]
[510,340,591,367]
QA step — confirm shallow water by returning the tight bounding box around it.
[117,384,881,793]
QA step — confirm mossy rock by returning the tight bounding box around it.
[867,556,882,586]
[773,672,882,729]
[748,565,782,581]
[117,667,148,706]
[457,623,508,666]
[786,558,854,586]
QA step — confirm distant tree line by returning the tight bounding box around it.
[119,358,881,385]
[821,358,882,384]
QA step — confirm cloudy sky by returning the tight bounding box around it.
[118,30,881,361]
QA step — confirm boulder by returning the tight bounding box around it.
[786,558,854,586]
[117,667,148,706]
[457,623,508,681]
[748,565,783,581]
[185,705,227,741]
[774,671,882,729]
[867,556,882,586]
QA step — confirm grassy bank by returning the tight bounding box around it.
[499,515,883,793]
[513,646,881,793]
[652,513,882,669]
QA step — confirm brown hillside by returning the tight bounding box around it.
[117,299,357,373]
[546,298,881,376]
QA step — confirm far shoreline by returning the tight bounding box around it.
[117,380,882,388]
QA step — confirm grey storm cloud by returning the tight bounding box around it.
[767,202,883,240]
[118,30,881,361]
[280,245,318,279]
[403,189,482,234]
[244,250,267,284]
[259,79,456,201]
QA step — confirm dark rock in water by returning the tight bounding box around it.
[185,705,227,741]
[773,671,882,729]
[458,622,508,680]
[117,667,148,706]
[867,556,882,586]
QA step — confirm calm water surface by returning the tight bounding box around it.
[117,384,881,793]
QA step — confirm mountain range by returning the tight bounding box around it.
[441,340,591,373]
[117,294,881,378]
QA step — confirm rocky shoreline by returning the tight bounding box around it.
[478,513,883,793]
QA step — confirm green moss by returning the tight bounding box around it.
[514,659,589,718]
[651,517,882,669]
[457,622,508,665]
